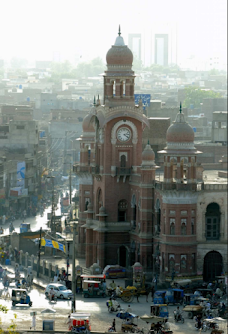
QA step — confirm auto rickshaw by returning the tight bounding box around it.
[69,313,91,333]
[82,280,106,298]
[150,304,169,318]
[183,293,197,306]
[11,289,32,307]
[165,289,184,305]
[153,290,166,304]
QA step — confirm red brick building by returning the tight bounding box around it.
[74,30,227,282]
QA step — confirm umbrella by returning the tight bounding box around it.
[116,312,138,319]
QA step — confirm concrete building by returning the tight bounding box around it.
[0,105,33,124]
[211,111,227,144]
[128,34,141,61]
[154,34,168,67]
[147,100,188,122]
[202,98,227,122]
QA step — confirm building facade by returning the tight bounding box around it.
[74,30,227,282]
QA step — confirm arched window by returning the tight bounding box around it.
[170,219,175,235]
[118,200,127,222]
[120,155,126,168]
[206,203,220,240]
[97,189,102,215]
[131,194,137,229]
[181,219,187,235]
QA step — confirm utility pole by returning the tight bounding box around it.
[71,222,76,313]
[66,242,70,279]
[37,227,42,278]
[69,164,72,205]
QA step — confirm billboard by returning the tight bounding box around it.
[134,94,151,110]
[17,161,25,188]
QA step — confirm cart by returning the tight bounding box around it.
[183,304,203,319]
[116,311,138,333]
[119,287,135,303]
[140,315,172,334]
[150,304,169,318]
[70,313,91,333]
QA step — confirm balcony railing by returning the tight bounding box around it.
[91,166,100,174]
[116,167,131,176]
[73,164,100,175]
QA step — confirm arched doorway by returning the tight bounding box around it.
[203,251,223,282]
[119,245,127,267]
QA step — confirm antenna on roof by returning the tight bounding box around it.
[118,25,121,36]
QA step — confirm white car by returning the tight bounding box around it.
[45,283,73,299]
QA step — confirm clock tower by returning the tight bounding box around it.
[75,28,156,269]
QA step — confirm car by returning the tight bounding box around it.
[45,283,73,300]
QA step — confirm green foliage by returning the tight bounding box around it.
[182,86,222,108]
[48,57,105,83]
[0,305,18,333]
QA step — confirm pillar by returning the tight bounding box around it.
[48,263,52,278]
[42,260,46,275]
[31,255,34,270]
[19,250,23,265]
[25,252,28,268]
[86,229,93,267]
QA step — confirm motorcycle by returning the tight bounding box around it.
[106,298,122,313]
[173,310,184,323]
[108,327,115,332]
[49,294,57,303]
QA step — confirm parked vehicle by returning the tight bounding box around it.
[116,311,139,333]
[103,265,126,279]
[82,280,106,298]
[150,304,169,318]
[11,289,32,307]
[165,289,184,305]
[183,293,197,306]
[153,291,166,304]
[69,313,91,333]
[45,283,73,299]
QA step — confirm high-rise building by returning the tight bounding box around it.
[154,34,168,66]
[128,34,141,61]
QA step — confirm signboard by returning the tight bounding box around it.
[17,161,25,188]
[134,94,151,110]
[41,238,66,252]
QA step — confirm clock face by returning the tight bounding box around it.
[117,127,131,142]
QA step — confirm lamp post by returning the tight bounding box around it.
[37,227,42,278]
[71,219,78,313]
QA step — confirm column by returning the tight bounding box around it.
[25,252,28,268]
[42,260,46,275]
[86,229,93,267]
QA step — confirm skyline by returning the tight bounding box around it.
[0,0,226,70]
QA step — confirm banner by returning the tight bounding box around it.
[41,238,66,253]
[17,161,25,188]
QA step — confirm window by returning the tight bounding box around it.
[206,203,220,240]
[85,198,90,211]
[120,155,126,168]
[170,218,175,235]
[180,255,187,272]
[191,218,194,234]
[16,125,25,130]
[169,254,175,273]
[118,200,127,222]
[181,210,187,215]
[169,210,175,215]
[181,219,187,235]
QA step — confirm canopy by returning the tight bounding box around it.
[71,313,91,319]
[116,312,138,319]
[140,315,164,324]
[41,308,56,314]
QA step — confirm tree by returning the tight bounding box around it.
[0,305,18,333]
[182,86,222,108]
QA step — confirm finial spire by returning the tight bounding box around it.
[148,139,150,145]
[118,25,121,36]
[180,102,182,114]
[93,96,96,106]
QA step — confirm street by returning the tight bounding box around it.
[1,281,227,333]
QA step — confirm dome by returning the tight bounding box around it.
[142,143,156,167]
[142,143,155,161]
[166,111,194,144]
[106,29,133,66]
[82,113,95,133]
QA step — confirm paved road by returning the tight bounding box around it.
[1,280,227,333]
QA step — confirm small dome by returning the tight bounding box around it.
[142,143,155,161]
[99,206,106,214]
[82,113,95,133]
[106,30,133,66]
[166,112,194,143]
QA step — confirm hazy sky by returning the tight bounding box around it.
[0,0,226,68]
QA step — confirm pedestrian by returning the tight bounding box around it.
[66,314,71,330]
[30,312,36,330]
[112,318,116,332]
[110,280,116,289]
[136,289,140,302]
[126,305,132,313]
[151,286,155,302]
[53,274,58,283]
